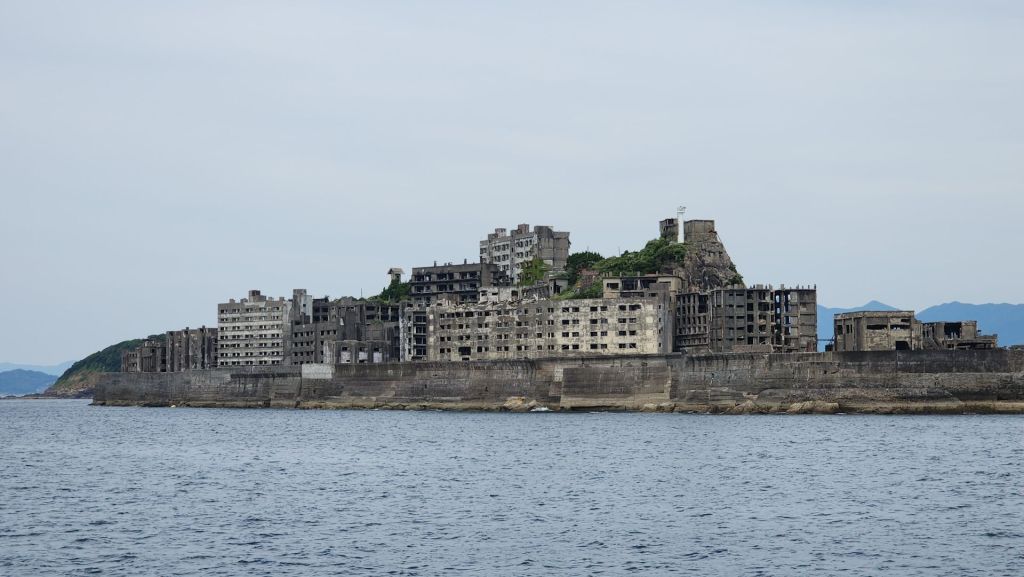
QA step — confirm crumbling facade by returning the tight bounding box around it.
[409,262,506,307]
[479,224,570,283]
[833,311,920,352]
[166,327,218,371]
[122,327,218,373]
[921,321,998,350]
[121,339,167,373]
[217,289,292,367]
[284,293,402,366]
[676,285,817,353]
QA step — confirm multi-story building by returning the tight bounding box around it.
[166,327,218,372]
[479,224,570,283]
[409,262,506,307]
[401,304,431,361]
[684,285,817,353]
[426,295,674,362]
[283,292,336,365]
[284,294,403,366]
[121,339,167,373]
[217,289,292,367]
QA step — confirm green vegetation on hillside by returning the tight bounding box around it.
[594,238,687,277]
[47,335,162,397]
[555,238,689,299]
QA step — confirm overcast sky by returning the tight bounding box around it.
[2,1,1022,364]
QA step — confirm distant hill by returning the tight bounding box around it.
[45,337,156,398]
[816,301,1023,350]
[0,369,59,396]
[0,361,76,376]
[918,302,1024,347]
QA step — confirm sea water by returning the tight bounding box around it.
[1,400,1021,576]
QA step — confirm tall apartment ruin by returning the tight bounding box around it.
[480,224,570,284]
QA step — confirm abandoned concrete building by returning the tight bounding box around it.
[833,311,924,352]
[598,275,817,354]
[217,289,292,367]
[833,311,998,352]
[921,320,998,350]
[166,327,218,371]
[409,262,508,307]
[426,295,674,362]
[121,339,168,373]
[701,286,818,353]
[479,224,570,284]
[284,292,403,366]
[122,327,219,373]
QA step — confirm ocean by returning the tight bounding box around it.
[1,399,1021,576]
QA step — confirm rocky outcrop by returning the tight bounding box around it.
[672,221,742,292]
[786,401,840,414]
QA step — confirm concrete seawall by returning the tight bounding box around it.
[93,349,1024,414]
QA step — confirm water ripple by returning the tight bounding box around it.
[0,400,1022,576]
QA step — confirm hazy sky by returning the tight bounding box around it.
[2,1,1022,364]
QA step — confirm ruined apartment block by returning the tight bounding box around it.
[702,286,818,353]
[409,262,506,308]
[121,339,168,373]
[217,289,292,366]
[122,327,219,373]
[426,296,674,362]
[479,224,570,284]
[284,292,403,366]
[166,327,218,371]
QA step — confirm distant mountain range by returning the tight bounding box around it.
[0,369,59,396]
[0,361,75,376]
[817,301,1024,350]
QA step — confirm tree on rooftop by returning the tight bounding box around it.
[373,278,411,303]
[518,257,549,287]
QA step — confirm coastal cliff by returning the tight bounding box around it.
[93,349,1024,414]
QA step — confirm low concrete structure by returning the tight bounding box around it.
[834,312,998,352]
[921,321,998,350]
[834,311,920,352]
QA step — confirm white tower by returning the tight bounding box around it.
[677,206,686,243]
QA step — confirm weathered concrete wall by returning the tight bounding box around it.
[93,349,1024,414]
